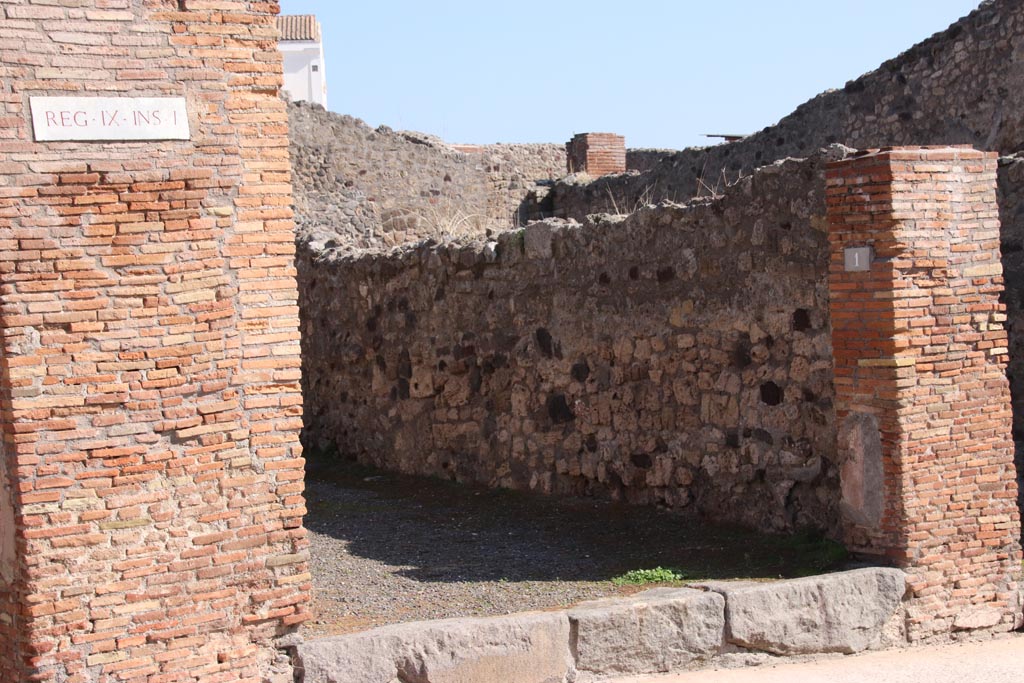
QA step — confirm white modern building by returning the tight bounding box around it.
[277,14,327,108]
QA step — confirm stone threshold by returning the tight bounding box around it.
[292,567,910,682]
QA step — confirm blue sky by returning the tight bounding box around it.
[279,1,982,149]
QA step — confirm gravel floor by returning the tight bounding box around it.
[302,460,847,637]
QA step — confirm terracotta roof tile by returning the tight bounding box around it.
[277,15,321,42]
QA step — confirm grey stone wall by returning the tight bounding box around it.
[289,102,564,253]
[452,142,566,223]
[297,153,841,533]
[626,149,675,174]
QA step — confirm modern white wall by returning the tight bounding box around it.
[281,41,327,108]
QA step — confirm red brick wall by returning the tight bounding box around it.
[566,133,626,177]
[0,1,310,681]
[826,147,1022,639]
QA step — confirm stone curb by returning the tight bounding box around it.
[691,567,908,655]
[295,568,909,682]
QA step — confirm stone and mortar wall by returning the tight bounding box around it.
[298,154,840,534]
[451,141,566,224]
[826,148,1022,639]
[0,2,309,681]
[288,102,564,253]
[626,149,675,174]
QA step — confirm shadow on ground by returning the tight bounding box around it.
[304,457,847,585]
[302,456,852,635]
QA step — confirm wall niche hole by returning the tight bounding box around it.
[760,381,783,406]
[731,337,752,369]
[535,328,554,357]
[630,453,653,469]
[792,308,812,332]
[571,360,591,382]
[547,394,575,423]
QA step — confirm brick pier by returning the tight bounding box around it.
[0,2,310,681]
[826,147,1022,638]
[566,132,626,176]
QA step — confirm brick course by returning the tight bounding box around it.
[0,1,309,681]
[826,147,1022,639]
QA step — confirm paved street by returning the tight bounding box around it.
[609,634,1024,683]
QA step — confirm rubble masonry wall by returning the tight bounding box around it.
[298,155,840,533]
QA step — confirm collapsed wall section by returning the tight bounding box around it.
[0,2,309,680]
[298,155,840,533]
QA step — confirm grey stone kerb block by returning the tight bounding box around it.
[568,587,725,676]
[694,567,907,655]
[295,611,574,683]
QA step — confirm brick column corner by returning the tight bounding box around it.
[566,133,626,176]
[826,146,1022,639]
[0,3,310,681]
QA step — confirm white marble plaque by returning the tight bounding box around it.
[30,97,190,142]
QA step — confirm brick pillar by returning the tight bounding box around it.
[566,133,626,176]
[0,2,310,681]
[826,147,1022,638]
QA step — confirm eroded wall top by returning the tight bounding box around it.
[547,0,1024,221]
[289,102,564,253]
